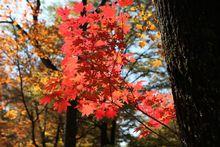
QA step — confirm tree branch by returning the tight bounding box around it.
[0,21,13,24]
[17,60,39,147]
[4,16,58,71]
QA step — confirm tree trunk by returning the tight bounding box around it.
[54,115,62,147]
[31,120,39,147]
[100,121,109,147]
[99,120,117,146]
[110,120,116,145]
[64,101,78,147]
[155,0,220,146]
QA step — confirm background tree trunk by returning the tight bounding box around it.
[110,120,116,145]
[99,120,117,146]
[100,121,109,146]
[155,0,220,146]
[54,115,62,147]
[64,101,78,147]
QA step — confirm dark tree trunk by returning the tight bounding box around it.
[31,120,39,147]
[54,115,62,147]
[110,120,116,145]
[64,101,78,147]
[100,121,109,147]
[99,120,117,146]
[155,0,220,146]
[40,132,46,147]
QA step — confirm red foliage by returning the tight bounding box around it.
[50,2,132,117]
[118,0,133,7]
[41,1,175,137]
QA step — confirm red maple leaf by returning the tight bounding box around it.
[40,96,51,105]
[118,0,133,7]
[95,40,107,47]
[53,100,71,113]
[73,2,84,13]
[100,6,116,18]
[105,108,117,119]
[81,104,96,116]
[57,7,70,20]
[95,109,105,120]
[86,3,94,12]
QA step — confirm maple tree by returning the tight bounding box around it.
[42,0,175,142]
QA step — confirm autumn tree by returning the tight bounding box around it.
[44,0,175,146]
[0,0,64,146]
[155,0,220,146]
[1,0,179,146]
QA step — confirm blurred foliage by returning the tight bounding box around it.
[0,0,180,146]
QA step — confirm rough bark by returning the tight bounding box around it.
[64,101,78,147]
[155,0,220,146]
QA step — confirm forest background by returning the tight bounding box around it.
[0,0,180,146]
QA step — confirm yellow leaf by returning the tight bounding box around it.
[156,32,161,38]
[140,34,146,39]
[130,7,136,11]
[148,21,157,31]
[136,24,143,30]
[33,85,41,91]
[142,26,147,31]
[149,25,156,31]
[4,110,18,120]
[149,34,156,41]
[139,41,147,48]
[136,33,141,37]
[21,110,27,116]
[13,21,18,26]
[157,43,162,48]
[147,12,153,18]
[151,59,162,67]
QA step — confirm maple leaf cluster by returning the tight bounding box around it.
[41,1,175,137]
[138,91,175,127]
[42,2,132,118]
[135,90,175,138]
